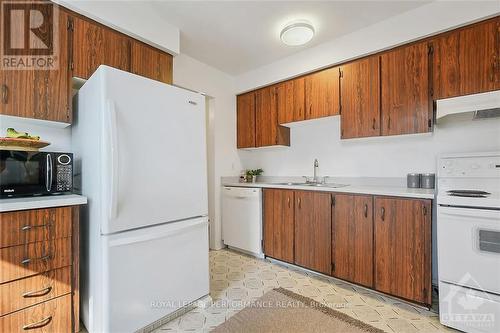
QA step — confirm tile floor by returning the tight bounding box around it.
[155,249,451,333]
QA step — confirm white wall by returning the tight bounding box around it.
[56,0,180,55]
[238,116,500,178]
[236,1,500,92]
[173,53,241,250]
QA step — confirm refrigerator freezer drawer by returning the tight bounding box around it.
[102,217,209,333]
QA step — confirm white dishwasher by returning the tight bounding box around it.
[222,186,263,257]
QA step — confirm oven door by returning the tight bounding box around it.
[438,205,500,295]
[0,150,52,198]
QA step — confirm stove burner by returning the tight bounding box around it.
[447,190,491,198]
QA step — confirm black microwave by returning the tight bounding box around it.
[0,150,73,198]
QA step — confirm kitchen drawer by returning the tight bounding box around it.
[0,266,72,316]
[0,294,72,333]
[0,208,72,249]
[0,238,72,284]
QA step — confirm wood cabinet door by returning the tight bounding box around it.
[374,197,432,305]
[131,41,173,84]
[332,194,373,287]
[381,42,431,136]
[305,67,340,120]
[72,15,130,79]
[340,56,380,139]
[255,86,290,147]
[432,17,500,99]
[236,92,256,148]
[255,86,278,147]
[0,7,71,123]
[276,77,305,124]
[294,191,332,274]
[263,189,294,263]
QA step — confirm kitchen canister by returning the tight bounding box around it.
[407,173,421,188]
[421,173,436,189]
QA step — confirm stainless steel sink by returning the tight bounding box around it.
[271,182,349,188]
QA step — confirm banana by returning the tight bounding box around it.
[6,128,40,140]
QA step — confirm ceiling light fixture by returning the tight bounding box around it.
[280,21,315,46]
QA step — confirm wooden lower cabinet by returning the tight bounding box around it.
[0,207,72,249]
[0,295,72,333]
[294,191,332,275]
[262,188,432,306]
[332,194,374,287]
[0,206,81,332]
[0,267,71,317]
[263,189,294,263]
[374,197,432,305]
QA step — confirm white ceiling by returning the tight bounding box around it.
[151,1,431,75]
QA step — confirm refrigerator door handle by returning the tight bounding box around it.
[105,99,119,220]
[109,219,208,247]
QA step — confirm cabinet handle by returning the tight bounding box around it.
[21,254,52,265]
[298,198,301,209]
[22,286,53,298]
[387,116,391,129]
[21,223,51,231]
[381,207,385,221]
[22,316,52,330]
[1,84,7,104]
[372,118,376,130]
[287,197,290,208]
[364,204,368,218]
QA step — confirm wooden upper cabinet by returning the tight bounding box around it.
[432,17,500,99]
[294,191,332,275]
[305,67,340,119]
[380,42,431,136]
[0,7,71,123]
[130,41,173,84]
[263,189,295,263]
[332,194,374,287]
[255,86,290,147]
[374,197,432,305]
[276,77,305,124]
[72,15,130,79]
[339,56,380,139]
[236,92,256,148]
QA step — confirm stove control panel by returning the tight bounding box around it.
[439,154,500,178]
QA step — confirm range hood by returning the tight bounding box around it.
[436,90,500,122]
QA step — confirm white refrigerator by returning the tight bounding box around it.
[72,66,209,333]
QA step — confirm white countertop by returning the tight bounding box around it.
[0,194,88,212]
[222,177,435,200]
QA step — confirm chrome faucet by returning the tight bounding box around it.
[313,159,319,183]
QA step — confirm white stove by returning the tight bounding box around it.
[437,152,500,333]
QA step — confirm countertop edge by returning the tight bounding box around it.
[221,182,435,200]
[0,194,88,212]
